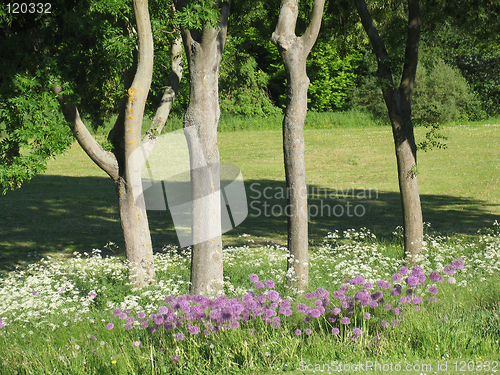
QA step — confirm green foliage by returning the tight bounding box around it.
[307,42,362,112]
[175,0,222,30]
[413,59,482,125]
[351,57,482,127]
[219,36,281,116]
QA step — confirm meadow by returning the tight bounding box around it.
[0,113,499,374]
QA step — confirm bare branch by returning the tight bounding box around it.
[53,85,119,180]
[144,34,184,142]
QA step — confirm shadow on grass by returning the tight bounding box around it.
[0,175,498,273]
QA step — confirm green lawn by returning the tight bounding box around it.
[1,121,500,374]
[1,123,498,273]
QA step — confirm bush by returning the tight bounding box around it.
[412,58,483,124]
[219,36,281,116]
[351,58,483,125]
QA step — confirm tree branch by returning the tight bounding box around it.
[144,34,183,142]
[300,0,326,53]
[400,0,421,109]
[271,0,299,51]
[353,0,394,86]
[53,85,119,180]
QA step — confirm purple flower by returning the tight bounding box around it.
[171,356,179,362]
[371,290,383,301]
[113,308,121,316]
[296,303,307,313]
[310,309,321,318]
[295,329,301,336]
[384,304,392,311]
[412,296,422,304]
[448,277,457,284]
[175,332,185,341]
[88,291,97,298]
[399,296,410,304]
[353,327,362,335]
[0,318,3,329]
[364,282,374,290]
[406,276,419,287]
[392,274,402,282]
[137,311,146,320]
[377,280,390,289]
[332,308,341,316]
[429,296,438,303]
[328,317,337,323]
[390,286,402,296]
[339,285,350,293]
[428,286,438,295]
[363,313,371,320]
[381,320,389,327]
[369,301,379,308]
[159,305,170,315]
[106,323,114,330]
[279,308,293,317]
[255,281,265,290]
[333,291,346,299]
[399,266,409,275]
[266,280,275,288]
[430,271,444,282]
[393,307,401,315]
[351,275,365,285]
[141,321,149,328]
[392,319,400,327]
[443,264,456,276]
[315,287,329,298]
[267,290,280,302]
[189,325,200,335]
[305,328,313,335]
[341,317,350,325]
[331,328,340,335]
[257,294,267,304]
[126,316,135,325]
[249,274,259,283]
[132,341,141,348]
[452,259,465,270]
[411,266,424,276]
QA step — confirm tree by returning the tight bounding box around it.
[0,0,183,288]
[54,0,185,288]
[353,0,423,264]
[174,0,231,297]
[271,0,325,291]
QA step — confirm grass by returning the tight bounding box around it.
[0,114,499,374]
[1,225,500,374]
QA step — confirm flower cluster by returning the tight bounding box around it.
[107,274,294,338]
[105,261,465,344]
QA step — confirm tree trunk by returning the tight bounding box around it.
[354,0,423,264]
[272,0,325,292]
[176,0,231,297]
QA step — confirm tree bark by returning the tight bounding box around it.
[272,0,325,292]
[354,0,423,264]
[174,0,230,297]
